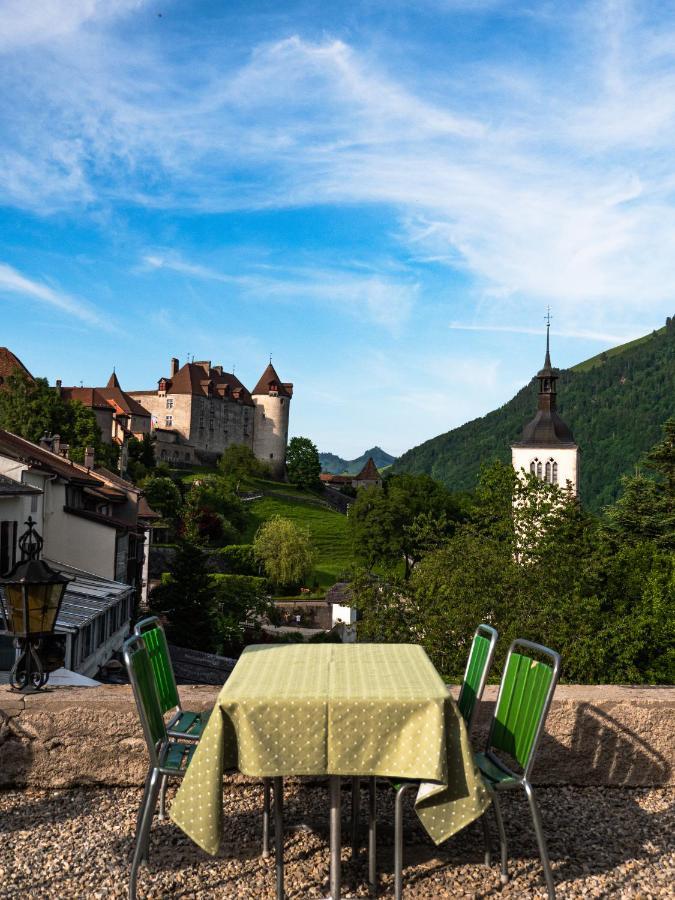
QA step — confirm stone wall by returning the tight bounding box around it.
[0,684,672,788]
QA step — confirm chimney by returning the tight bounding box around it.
[39,432,53,450]
[170,357,179,376]
[52,434,61,455]
[84,446,95,469]
[59,444,70,459]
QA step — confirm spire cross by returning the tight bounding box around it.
[544,307,552,365]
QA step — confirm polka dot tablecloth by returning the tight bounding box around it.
[170,643,490,854]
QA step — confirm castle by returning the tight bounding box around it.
[511,323,579,495]
[128,358,293,476]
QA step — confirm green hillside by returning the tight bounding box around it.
[392,321,675,511]
[241,480,352,587]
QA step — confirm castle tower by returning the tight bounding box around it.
[511,318,580,495]
[252,362,293,478]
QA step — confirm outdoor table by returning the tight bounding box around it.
[171,642,490,898]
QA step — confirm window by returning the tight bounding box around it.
[166,398,174,409]
[530,460,536,475]
[536,461,542,479]
[552,461,558,484]
[545,461,551,482]
[30,493,38,513]
[165,415,173,427]
[0,521,18,575]
[270,453,274,459]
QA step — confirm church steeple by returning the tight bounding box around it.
[536,311,557,414]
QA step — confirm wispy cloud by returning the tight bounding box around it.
[0,261,109,329]
[448,323,636,344]
[143,252,416,332]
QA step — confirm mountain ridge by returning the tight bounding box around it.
[392,320,675,511]
[319,445,396,475]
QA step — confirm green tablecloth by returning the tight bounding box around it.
[171,643,490,853]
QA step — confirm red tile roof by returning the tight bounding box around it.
[59,387,112,411]
[354,457,381,481]
[252,362,292,398]
[0,347,33,385]
[157,362,255,405]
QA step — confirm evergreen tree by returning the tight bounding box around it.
[286,436,322,490]
[149,539,217,651]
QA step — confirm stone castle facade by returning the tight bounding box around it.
[128,359,292,476]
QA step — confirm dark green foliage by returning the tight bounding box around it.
[349,473,463,577]
[141,475,182,521]
[0,370,115,468]
[286,436,322,490]
[392,323,675,512]
[149,539,217,652]
[210,574,272,650]
[180,475,246,545]
[127,434,156,482]
[354,453,674,685]
[212,544,258,575]
[218,444,268,480]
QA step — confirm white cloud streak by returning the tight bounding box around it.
[448,323,636,344]
[0,261,109,329]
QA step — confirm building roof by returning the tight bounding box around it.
[42,563,133,634]
[98,373,151,418]
[252,363,293,398]
[512,410,577,448]
[325,582,353,606]
[138,495,161,519]
[153,361,255,406]
[0,348,33,385]
[320,473,352,484]
[0,429,100,485]
[0,473,42,496]
[59,387,112,411]
[354,457,381,481]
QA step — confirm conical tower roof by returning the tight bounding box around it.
[355,457,381,480]
[252,362,292,397]
[106,371,122,390]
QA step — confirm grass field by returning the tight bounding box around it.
[241,479,354,589]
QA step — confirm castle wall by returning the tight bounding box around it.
[512,445,580,496]
[252,394,290,477]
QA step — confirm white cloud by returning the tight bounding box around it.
[143,252,416,332]
[0,261,109,328]
[448,323,637,344]
[0,0,144,50]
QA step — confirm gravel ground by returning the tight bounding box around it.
[0,781,672,898]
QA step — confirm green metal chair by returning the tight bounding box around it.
[123,634,197,900]
[388,624,499,900]
[476,638,561,899]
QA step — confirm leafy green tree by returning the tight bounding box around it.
[0,372,61,442]
[286,436,322,490]
[210,574,273,651]
[349,473,462,577]
[141,475,182,521]
[127,434,156,482]
[218,444,268,481]
[181,475,246,545]
[149,539,217,652]
[253,515,314,589]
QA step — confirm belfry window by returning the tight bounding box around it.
[552,461,558,484]
[530,461,536,475]
[536,461,542,479]
[545,461,551,482]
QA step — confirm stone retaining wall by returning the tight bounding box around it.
[0,684,672,788]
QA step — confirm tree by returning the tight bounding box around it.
[141,475,182,522]
[253,515,314,589]
[149,539,217,651]
[127,434,156,482]
[181,475,246,545]
[218,444,268,481]
[286,436,321,490]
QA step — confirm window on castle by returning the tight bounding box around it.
[545,461,551,482]
[166,398,173,409]
[536,461,542,479]
[165,415,173,427]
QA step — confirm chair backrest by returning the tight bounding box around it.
[123,634,167,766]
[487,638,561,778]
[457,623,498,731]
[134,616,181,716]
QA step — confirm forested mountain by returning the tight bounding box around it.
[319,446,396,475]
[392,320,675,511]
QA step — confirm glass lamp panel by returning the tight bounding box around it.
[2,584,27,634]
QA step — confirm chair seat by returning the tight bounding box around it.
[474,752,520,787]
[162,740,197,773]
[167,709,210,740]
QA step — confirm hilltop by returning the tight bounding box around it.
[319,446,396,475]
[392,320,675,511]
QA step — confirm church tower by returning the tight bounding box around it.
[252,361,293,478]
[511,318,580,495]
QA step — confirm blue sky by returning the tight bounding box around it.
[1,0,674,457]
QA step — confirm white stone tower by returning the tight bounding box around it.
[511,319,580,495]
[252,361,293,478]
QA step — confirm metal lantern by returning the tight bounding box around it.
[0,517,72,691]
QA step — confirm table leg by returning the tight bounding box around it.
[351,776,360,859]
[368,777,377,895]
[330,775,341,899]
[274,776,284,900]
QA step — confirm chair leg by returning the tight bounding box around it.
[368,777,377,896]
[273,776,284,900]
[129,769,162,900]
[492,792,509,885]
[262,778,271,859]
[394,784,416,900]
[158,773,169,820]
[523,781,555,899]
[351,776,361,859]
[481,812,492,867]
